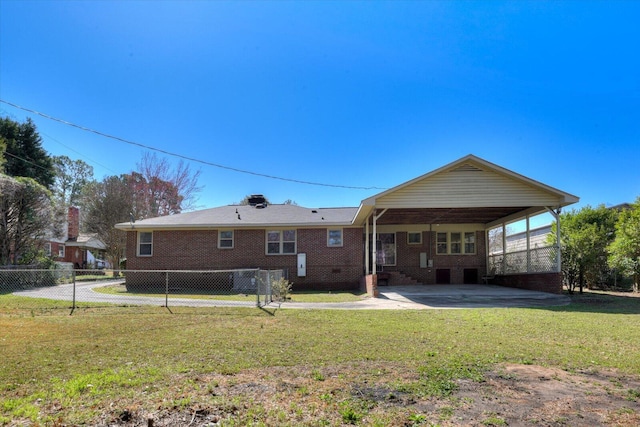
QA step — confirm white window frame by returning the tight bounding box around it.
[464,232,476,254]
[58,244,65,258]
[327,229,343,247]
[436,231,477,255]
[218,230,234,249]
[44,242,52,257]
[137,231,153,257]
[437,232,448,254]
[407,232,422,245]
[266,229,297,255]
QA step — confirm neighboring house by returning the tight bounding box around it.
[505,225,552,253]
[115,155,579,293]
[45,207,107,268]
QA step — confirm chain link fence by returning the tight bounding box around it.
[0,268,284,313]
[488,245,558,275]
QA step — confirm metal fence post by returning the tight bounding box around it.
[70,269,76,315]
[256,269,260,308]
[165,271,169,309]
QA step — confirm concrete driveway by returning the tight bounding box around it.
[13,282,570,310]
[375,284,570,309]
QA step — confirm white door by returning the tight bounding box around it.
[297,253,306,277]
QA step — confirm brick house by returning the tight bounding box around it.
[45,207,107,268]
[115,155,579,293]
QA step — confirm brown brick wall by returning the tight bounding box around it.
[493,272,563,294]
[125,227,364,290]
[390,231,487,284]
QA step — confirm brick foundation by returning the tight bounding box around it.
[493,272,562,294]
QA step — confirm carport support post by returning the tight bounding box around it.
[546,207,562,273]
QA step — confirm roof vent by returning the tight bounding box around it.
[311,210,318,213]
[255,203,266,209]
[248,194,267,207]
[452,163,483,173]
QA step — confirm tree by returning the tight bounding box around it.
[608,198,640,292]
[1,117,55,189]
[52,155,94,207]
[135,152,201,214]
[0,137,6,170]
[0,174,56,265]
[127,171,182,218]
[549,205,618,293]
[83,176,132,274]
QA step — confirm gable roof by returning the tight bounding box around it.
[114,155,579,231]
[115,204,359,230]
[353,154,579,224]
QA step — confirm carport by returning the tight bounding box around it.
[354,155,579,294]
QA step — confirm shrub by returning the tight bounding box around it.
[272,277,292,301]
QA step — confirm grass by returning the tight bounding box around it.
[92,283,367,303]
[0,290,639,425]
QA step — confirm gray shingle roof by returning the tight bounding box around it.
[115,204,358,230]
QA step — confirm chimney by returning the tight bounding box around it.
[67,206,80,241]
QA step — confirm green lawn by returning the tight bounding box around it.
[92,283,367,303]
[1,291,639,425]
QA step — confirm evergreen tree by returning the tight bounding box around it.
[1,117,55,189]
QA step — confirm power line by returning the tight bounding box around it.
[39,131,118,175]
[0,99,387,191]
[3,150,52,172]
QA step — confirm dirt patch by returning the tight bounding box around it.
[93,363,640,426]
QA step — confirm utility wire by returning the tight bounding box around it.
[3,150,53,172]
[1,99,387,191]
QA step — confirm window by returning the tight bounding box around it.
[58,245,65,258]
[327,229,343,247]
[138,232,153,256]
[267,230,296,254]
[450,232,462,254]
[407,232,422,245]
[464,232,476,254]
[219,230,234,248]
[44,243,51,257]
[436,231,477,255]
[437,232,448,254]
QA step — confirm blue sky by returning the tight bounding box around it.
[1,0,638,215]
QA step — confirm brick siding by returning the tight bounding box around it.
[125,227,363,291]
[493,272,563,294]
[386,231,487,285]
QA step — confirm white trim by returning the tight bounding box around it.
[327,228,343,247]
[137,231,153,257]
[265,229,297,255]
[218,230,234,249]
[407,231,422,245]
[436,231,477,255]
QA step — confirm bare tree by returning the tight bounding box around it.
[83,176,132,274]
[136,152,202,214]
